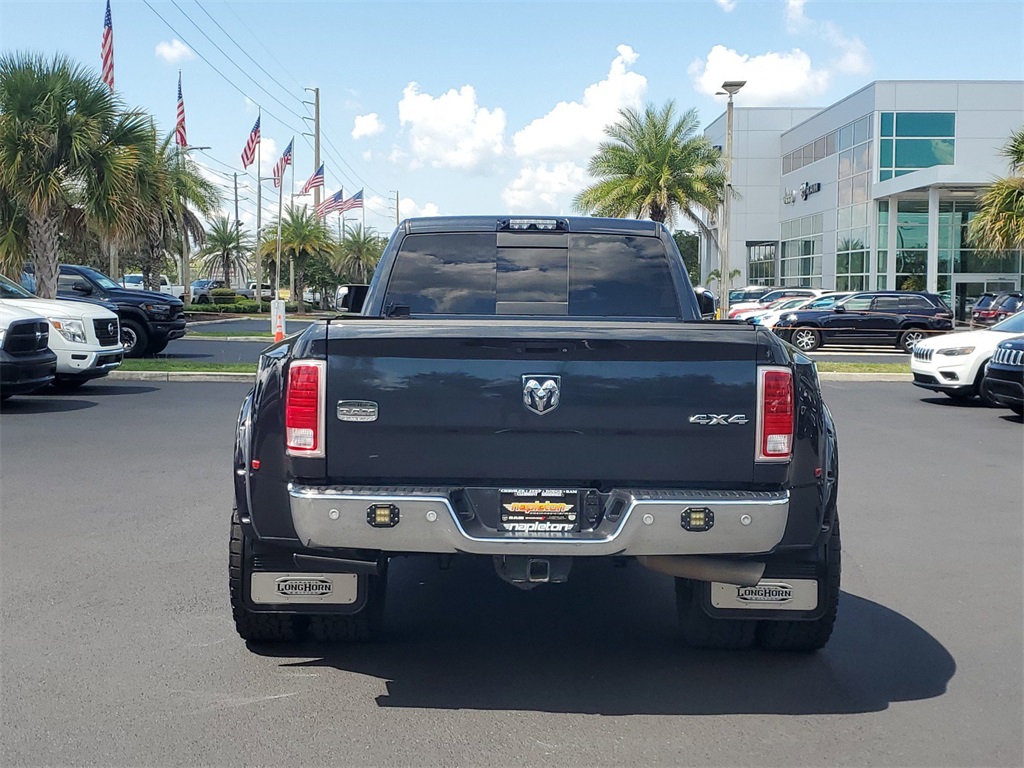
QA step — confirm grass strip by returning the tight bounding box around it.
[119,360,257,373]
[815,361,911,373]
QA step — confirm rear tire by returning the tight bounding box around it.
[228,509,303,642]
[898,328,926,353]
[791,327,821,352]
[307,571,387,643]
[756,513,841,652]
[675,578,756,649]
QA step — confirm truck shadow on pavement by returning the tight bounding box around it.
[252,556,956,716]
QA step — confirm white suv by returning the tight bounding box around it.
[911,312,1024,403]
[0,274,123,390]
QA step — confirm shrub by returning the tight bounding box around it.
[210,288,237,305]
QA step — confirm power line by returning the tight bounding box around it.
[223,0,306,92]
[166,0,306,122]
[140,0,306,139]
[191,0,303,109]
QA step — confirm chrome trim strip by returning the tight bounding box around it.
[287,485,790,557]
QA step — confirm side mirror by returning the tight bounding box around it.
[833,304,846,313]
[696,290,717,319]
[339,284,369,314]
[71,281,93,295]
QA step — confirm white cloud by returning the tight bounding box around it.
[688,45,830,105]
[512,45,647,163]
[258,136,279,177]
[352,113,384,140]
[502,162,589,214]
[155,39,194,64]
[397,82,507,173]
[715,0,737,11]
[387,144,408,165]
[785,0,869,74]
[399,196,441,219]
[361,150,374,162]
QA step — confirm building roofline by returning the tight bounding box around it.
[782,79,1024,136]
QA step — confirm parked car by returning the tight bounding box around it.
[0,274,122,389]
[911,311,1024,403]
[728,288,823,319]
[751,293,852,330]
[56,265,185,357]
[969,292,999,325]
[0,304,57,400]
[727,285,771,304]
[735,296,811,322]
[121,273,186,301]
[981,337,1024,416]
[773,291,954,352]
[972,291,1023,327]
[191,279,226,304]
[230,215,842,652]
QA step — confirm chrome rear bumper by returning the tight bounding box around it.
[288,485,789,557]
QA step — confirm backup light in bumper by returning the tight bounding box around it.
[48,317,87,343]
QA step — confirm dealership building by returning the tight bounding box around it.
[703,80,1024,311]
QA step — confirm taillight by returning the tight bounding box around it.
[757,366,794,462]
[285,360,326,457]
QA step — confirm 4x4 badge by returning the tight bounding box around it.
[522,375,560,415]
[689,414,749,425]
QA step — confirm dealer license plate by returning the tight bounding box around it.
[499,488,580,534]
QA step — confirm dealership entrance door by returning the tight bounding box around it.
[953,276,1020,322]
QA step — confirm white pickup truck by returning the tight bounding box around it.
[122,274,186,302]
[0,274,123,389]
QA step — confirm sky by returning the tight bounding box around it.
[2,0,1023,237]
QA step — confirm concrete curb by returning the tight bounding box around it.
[106,370,910,384]
[108,371,254,383]
[818,372,912,381]
[184,335,273,342]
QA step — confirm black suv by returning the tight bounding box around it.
[982,337,1024,416]
[773,291,953,352]
[56,265,186,357]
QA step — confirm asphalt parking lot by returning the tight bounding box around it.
[1,381,1021,767]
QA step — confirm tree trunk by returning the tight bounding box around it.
[107,239,120,279]
[222,251,231,290]
[28,207,60,299]
[296,265,306,313]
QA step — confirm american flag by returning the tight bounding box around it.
[240,116,260,169]
[315,188,345,217]
[273,139,293,188]
[101,0,114,91]
[174,73,187,147]
[337,189,364,212]
[300,163,324,195]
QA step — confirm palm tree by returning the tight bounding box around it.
[133,125,220,291]
[0,52,147,297]
[574,101,726,240]
[259,205,334,311]
[969,128,1024,252]
[197,216,252,289]
[333,224,384,284]
[706,268,741,289]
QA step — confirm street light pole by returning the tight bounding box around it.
[718,80,745,319]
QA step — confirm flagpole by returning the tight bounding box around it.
[255,108,262,312]
[275,154,285,301]
[341,186,345,235]
[288,145,296,300]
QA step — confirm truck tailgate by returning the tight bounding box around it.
[323,320,760,486]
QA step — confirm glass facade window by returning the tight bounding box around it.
[779,214,823,287]
[747,243,777,285]
[895,200,929,291]
[836,115,873,291]
[879,112,955,180]
[781,115,869,175]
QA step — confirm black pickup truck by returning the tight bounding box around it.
[232,216,841,651]
[56,265,186,357]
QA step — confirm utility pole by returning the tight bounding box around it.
[394,190,400,225]
[233,172,240,288]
